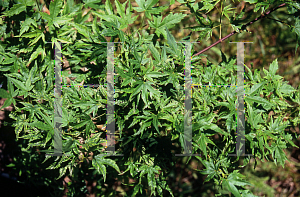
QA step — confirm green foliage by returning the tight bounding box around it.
[0,0,300,196]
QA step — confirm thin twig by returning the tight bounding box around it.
[192,3,286,57]
[265,17,292,27]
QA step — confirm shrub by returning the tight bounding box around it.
[0,0,300,196]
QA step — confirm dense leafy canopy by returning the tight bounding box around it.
[0,0,300,196]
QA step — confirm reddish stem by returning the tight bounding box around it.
[192,3,286,57]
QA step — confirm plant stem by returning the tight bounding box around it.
[192,3,286,57]
[220,0,223,40]
[265,17,292,28]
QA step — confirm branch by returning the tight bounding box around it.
[192,3,286,57]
